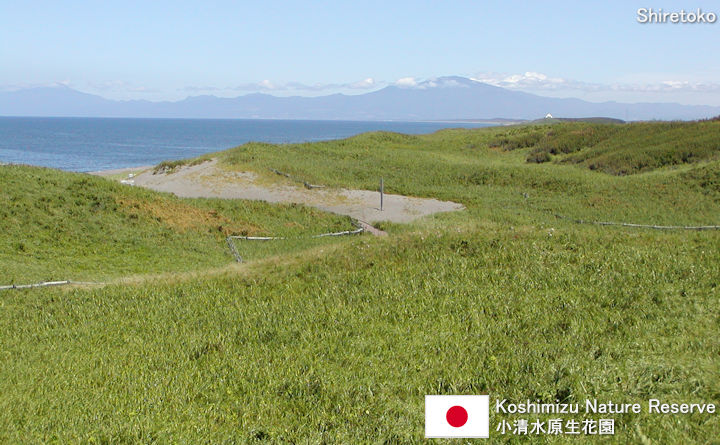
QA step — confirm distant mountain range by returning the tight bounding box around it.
[2,76,719,121]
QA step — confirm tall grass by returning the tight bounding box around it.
[1,224,717,443]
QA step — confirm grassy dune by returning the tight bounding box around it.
[1,121,719,443]
[217,120,720,225]
[495,119,720,174]
[0,165,353,284]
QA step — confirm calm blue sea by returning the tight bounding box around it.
[0,117,494,172]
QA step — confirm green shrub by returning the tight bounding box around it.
[526,150,552,163]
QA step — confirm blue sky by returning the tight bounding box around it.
[2,0,720,104]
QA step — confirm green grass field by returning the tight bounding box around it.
[0,165,354,284]
[1,120,719,443]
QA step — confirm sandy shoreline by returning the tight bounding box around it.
[89,159,464,224]
[89,165,155,176]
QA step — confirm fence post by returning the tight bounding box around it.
[380,177,384,211]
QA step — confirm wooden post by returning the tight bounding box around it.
[380,177,384,211]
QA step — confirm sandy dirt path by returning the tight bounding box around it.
[92,159,464,224]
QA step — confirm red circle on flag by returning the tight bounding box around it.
[446,405,468,428]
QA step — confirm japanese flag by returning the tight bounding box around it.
[425,395,490,438]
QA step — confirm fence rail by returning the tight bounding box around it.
[555,214,720,230]
[225,224,365,262]
[4,224,368,287]
[0,280,100,291]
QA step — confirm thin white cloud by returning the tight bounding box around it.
[472,71,592,91]
[349,77,375,89]
[0,80,74,91]
[472,71,720,94]
[226,78,381,93]
[86,80,157,93]
[392,76,473,90]
[182,86,223,92]
[611,81,720,93]
[258,79,276,90]
[394,77,418,88]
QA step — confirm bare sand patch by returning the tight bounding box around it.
[91,159,464,224]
